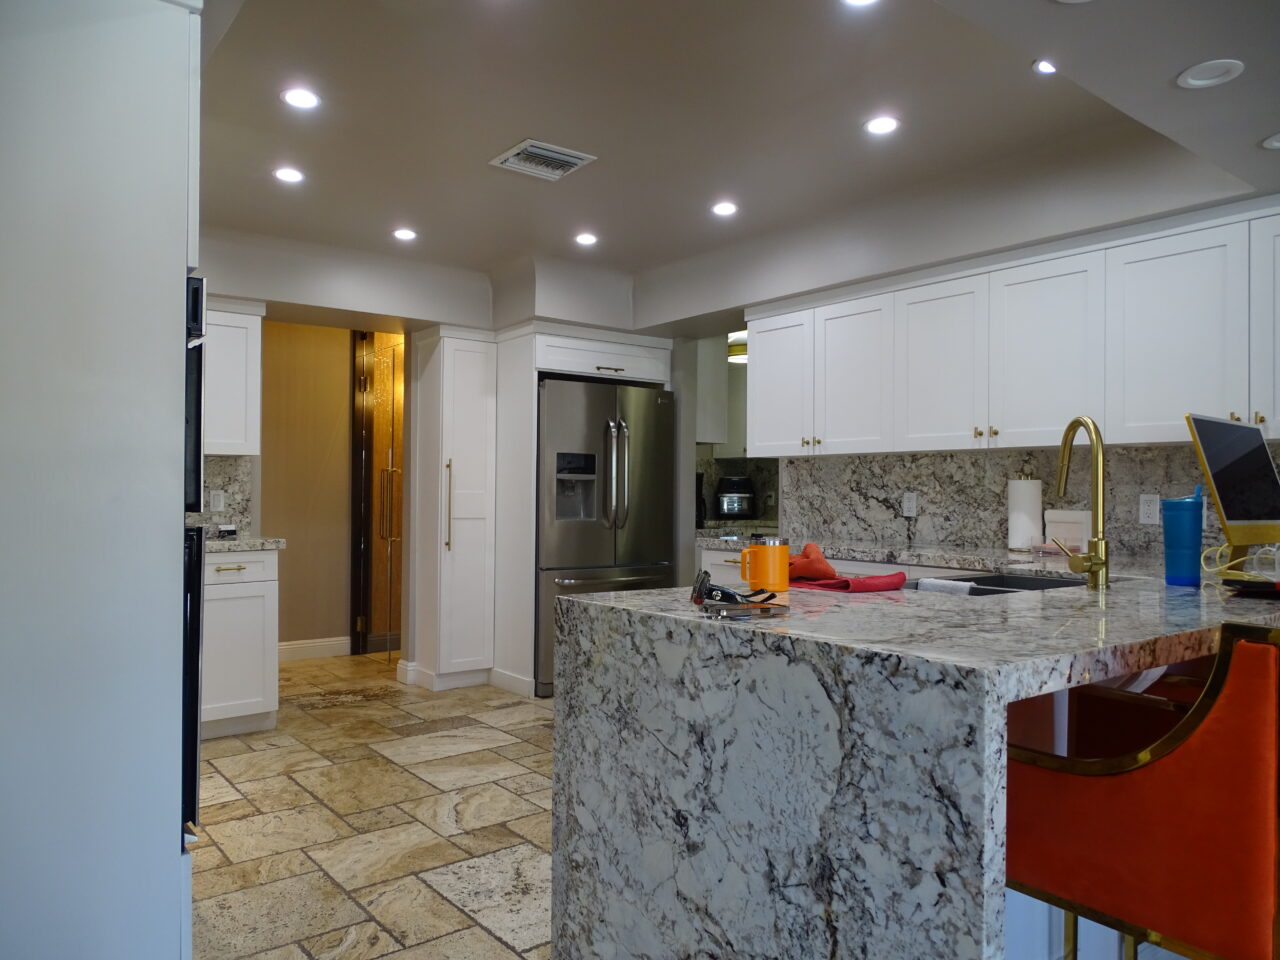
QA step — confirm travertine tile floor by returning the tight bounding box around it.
[191,653,555,960]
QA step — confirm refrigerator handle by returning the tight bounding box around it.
[617,418,630,528]
[602,419,618,529]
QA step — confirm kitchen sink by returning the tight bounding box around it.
[943,573,1087,591]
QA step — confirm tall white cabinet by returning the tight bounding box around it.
[1104,224,1250,443]
[409,330,498,688]
[893,276,989,451]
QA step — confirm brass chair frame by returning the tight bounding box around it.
[1007,622,1280,960]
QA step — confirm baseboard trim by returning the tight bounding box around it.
[278,636,351,662]
[488,667,536,699]
[396,660,491,692]
[201,711,277,740]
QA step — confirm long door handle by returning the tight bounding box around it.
[602,419,618,529]
[616,418,630,529]
[553,574,666,587]
[444,459,453,551]
[387,467,402,543]
[378,468,390,540]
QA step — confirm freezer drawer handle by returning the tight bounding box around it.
[617,418,631,528]
[553,575,665,587]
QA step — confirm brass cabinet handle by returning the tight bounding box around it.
[595,365,624,373]
[800,437,810,447]
[1255,412,1268,425]
[1229,412,1242,422]
[973,427,985,438]
[444,459,453,551]
[214,564,246,573]
[813,437,822,445]
[989,426,999,437]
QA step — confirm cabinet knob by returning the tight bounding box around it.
[1256,412,1268,425]
[800,437,810,447]
[973,427,985,438]
[1229,412,1242,422]
[989,426,999,437]
[813,437,822,445]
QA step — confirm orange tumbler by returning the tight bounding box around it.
[740,536,790,593]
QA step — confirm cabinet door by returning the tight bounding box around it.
[694,336,728,445]
[439,338,497,674]
[1251,215,1280,439]
[989,253,1104,448]
[746,309,814,457]
[202,580,278,722]
[893,276,990,451]
[813,294,894,454]
[713,362,748,459]
[204,310,262,455]
[1105,224,1249,443]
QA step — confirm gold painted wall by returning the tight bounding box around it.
[261,320,352,646]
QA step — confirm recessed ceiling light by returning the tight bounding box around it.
[842,0,878,6]
[1176,58,1245,89]
[393,228,417,241]
[864,115,899,135]
[1262,134,1280,151]
[575,232,598,246]
[273,166,304,183]
[712,200,738,217]
[281,88,320,109]
[1033,59,1057,75]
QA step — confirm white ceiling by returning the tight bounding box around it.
[201,0,1158,275]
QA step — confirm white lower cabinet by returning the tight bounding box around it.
[893,275,990,451]
[1105,223,1250,443]
[201,551,279,732]
[413,333,497,685]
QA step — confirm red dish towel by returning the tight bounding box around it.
[790,571,907,593]
[789,542,837,580]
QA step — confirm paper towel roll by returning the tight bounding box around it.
[1008,478,1043,551]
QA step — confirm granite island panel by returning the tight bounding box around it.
[204,537,286,553]
[553,579,1280,959]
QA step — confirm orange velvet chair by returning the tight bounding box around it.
[1007,622,1280,960]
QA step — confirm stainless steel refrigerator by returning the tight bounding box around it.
[536,377,675,696]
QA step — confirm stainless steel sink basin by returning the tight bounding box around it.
[943,573,1087,591]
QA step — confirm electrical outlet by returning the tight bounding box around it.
[902,491,918,518]
[1138,493,1160,525]
[765,491,776,508]
[210,489,227,512]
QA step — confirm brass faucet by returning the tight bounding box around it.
[1051,415,1109,589]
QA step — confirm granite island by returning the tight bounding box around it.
[553,573,1280,959]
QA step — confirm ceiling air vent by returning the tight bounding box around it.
[490,139,597,181]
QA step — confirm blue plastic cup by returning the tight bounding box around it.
[1162,486,1203,587]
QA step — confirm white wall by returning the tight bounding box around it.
[200,228,492,330]
[632,122,1250,329]
[0,1,192,955]
[533,258,634,330]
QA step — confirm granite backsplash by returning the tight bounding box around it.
[184,455,254,536]
[696,448,779,525]
[778,442,1280,553]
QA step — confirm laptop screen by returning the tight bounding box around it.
[1187,415,1280,525]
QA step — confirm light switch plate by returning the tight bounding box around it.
[1138,493,1160,525]
[902,491,918,518]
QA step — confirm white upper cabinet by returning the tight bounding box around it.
[1105,224,1250,443]
[695,336,728,444]
[746,309,813,457]
[204,309,262,456]
[893,276,989,451]
[989,252,1105,448]
[813,294,895,454]
[1251,215,1280,439]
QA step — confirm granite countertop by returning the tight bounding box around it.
[696,535,1169,580]
[566,573,1280,698]
[204,537,286,553]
